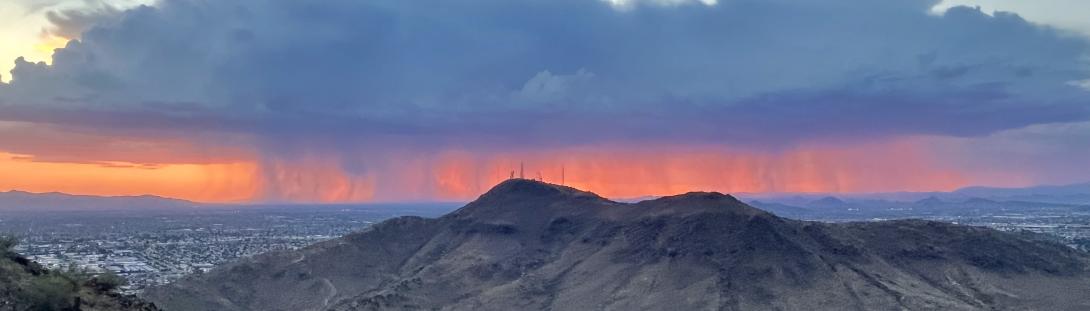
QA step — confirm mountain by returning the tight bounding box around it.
[0,190,199,212]
[806,196,849,208]
[954,182,1090,204]
[956,182,1090,197]
[750,196,1087,220]
[914,196,944,205]
[745,200,812,216]
[736,181,1090,205]
[963,197,999,205]
[145,180,1090,310]
[0,237,158,310]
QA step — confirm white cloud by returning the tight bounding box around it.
[932,0,1090,37]
[927,121,1090,185]
[1068,79,1090,91]
[604,0,717,10]
[0,0,154,83]
[516,69,596,104]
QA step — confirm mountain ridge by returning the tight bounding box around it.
[146,179,1090,310]
[6,179,1090,211]
[0,190,200,211]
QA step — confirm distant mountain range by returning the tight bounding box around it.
[735,182,1090,220]
[3,180,1089,212]
[0,190,200,212]
[736,181,1090,207]
[144,179,1090,310]
[749,196,1090,221]
[953,182,1090,204]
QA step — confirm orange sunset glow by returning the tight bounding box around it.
[2,1,1090,309]
[387,140,978,201]
[0,152,260,202]
[0,138,1019,203]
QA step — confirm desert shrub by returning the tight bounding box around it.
[90,270,128,292]
[0,235,16,251]
[58,264,91,284]
[0,235,35,270]
[0,235,17,258]
[24,274,78,310]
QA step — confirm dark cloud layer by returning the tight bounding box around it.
[1,0,1088,155]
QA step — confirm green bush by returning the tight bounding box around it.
[91,270,128,292]
[0,235,17,254]
[59,264,91,283]
[24,274,78,310]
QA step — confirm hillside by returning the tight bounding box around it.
[0,237,158,310]
[145,179,1090,310]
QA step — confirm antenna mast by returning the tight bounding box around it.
[520,162,525,179]
[561,165,565,186]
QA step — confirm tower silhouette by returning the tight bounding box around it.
[561,165,565,186]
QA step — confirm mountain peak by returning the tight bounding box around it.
[642,191,743,205]
[636,191,768,217]
[809,196,848,207]
[486,178,567,195]
[915,196,944,205]
[448,179,610,220]
[475,179,603,202]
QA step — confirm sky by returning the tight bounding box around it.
[0,0,1088,203]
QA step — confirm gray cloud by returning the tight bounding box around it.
[927,121,1090,185]
[0,0,1088,156]
[43,2,123,39]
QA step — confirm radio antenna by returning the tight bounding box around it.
[561,165,565,186]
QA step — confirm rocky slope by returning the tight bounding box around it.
[145,179,1090,310]
[0,238,158,310]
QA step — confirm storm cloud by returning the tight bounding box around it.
[0,0,1088,157]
